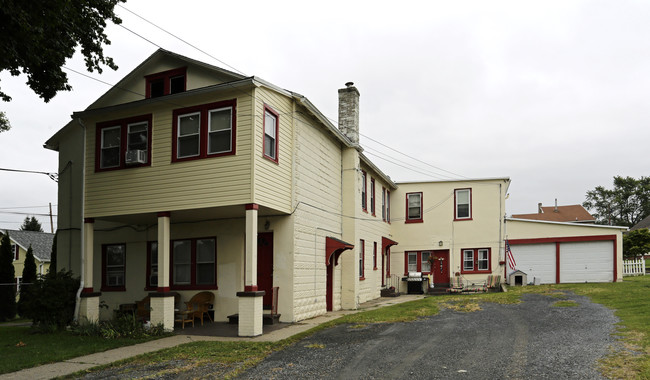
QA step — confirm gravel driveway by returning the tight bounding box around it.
[237,292,619,380]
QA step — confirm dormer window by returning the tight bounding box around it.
[145,67,187,98]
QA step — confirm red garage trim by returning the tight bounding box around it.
[508,234,618,283]
[556,242,560,284]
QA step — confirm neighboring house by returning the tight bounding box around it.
[0,230,53,291]
[629,215,650,232]
[511,202,596,223]
[43,49,626,336]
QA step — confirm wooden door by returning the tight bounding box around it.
[431,250,450,286]
[257,232,274,307]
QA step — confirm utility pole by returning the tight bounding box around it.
[49,202,54,233]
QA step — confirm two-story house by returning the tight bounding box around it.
[45,49,398,336]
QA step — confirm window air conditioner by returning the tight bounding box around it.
[125,150,146,164]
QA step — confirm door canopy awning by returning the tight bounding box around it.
[325,236,354,266]
[382,236,398,252]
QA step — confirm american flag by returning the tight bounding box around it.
[505,240,516,270]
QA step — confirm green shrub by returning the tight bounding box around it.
[21,270,79,330]
[72,313,167,339]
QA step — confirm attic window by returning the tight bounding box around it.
[145,67,187,98]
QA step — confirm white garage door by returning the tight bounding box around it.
[559,241,613,283]
[510,243,556,284]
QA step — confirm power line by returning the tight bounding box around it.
[0,167,58,182]
[117,4,246,76]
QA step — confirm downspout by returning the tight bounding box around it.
[73,118,87,323]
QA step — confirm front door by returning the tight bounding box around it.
[430,250,450,286]
[257,232,274,308]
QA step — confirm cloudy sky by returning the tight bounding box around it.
[1,0,648,231]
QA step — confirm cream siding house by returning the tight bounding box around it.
[45,49,397,336]
[44,49,623,337]
[0,230,53,292]
[392,178,510,291]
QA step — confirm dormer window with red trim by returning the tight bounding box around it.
[145,67,187,98]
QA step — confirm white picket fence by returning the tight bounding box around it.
[623,259,646,276]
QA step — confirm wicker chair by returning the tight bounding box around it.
[184,291,214,326]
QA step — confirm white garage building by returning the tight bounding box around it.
[505,218,627,284]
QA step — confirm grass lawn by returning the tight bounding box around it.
[0,325,160,374]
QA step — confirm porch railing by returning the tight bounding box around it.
[623,259,646,276]
[385,274,400,290]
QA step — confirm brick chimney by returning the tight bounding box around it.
[338,82,360,145]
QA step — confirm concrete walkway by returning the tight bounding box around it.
[1,295,424,380]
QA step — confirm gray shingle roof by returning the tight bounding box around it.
[1,229,54,262]
[630,215,650,231]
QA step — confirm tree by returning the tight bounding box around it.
[20,216,44,232]
[623,228,650,259]
[0,0,124,104]
[583,176,650,227]
[50,232,57,275]
[17,245,37,316]
[0,232,16,321]
[0,111,9,133]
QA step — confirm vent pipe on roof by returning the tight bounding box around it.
[338,82,360,145]
[554,198,558,212]
[538,203,543,213]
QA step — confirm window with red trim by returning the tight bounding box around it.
[387,190,391,222]
[172,99,236,162]
[171,237,217,289]
[461,248,491,274]
[370,178,376,216]
[95,115,152,172]
[455,188,472,220]
[361,170,367,211]
[406,192,423,223]
[404,250,433,274]
[263,105,279,163]
[373,241,378,270]
[382,187,386,221]
[145,241,158,290]
[102,243,126,291]
[359,239,365,279]
[145,67,186,98]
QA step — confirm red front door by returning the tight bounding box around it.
[430,250,450,286]
[257,232,274,308]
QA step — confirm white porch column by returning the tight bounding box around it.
[79,218,100,323]
[238,203,264,337]
[150,212,175,331]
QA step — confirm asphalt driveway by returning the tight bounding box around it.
[238,292,619,379]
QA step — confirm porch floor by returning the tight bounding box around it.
[174,321,290,337]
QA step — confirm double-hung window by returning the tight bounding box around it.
[171,237,217,289]
[102,243,126,291]
[461,248,491,274]
[361,171,367,211]
[455,188,472,220]
[370,178,376,216]
[405,250,433,274]
[263,105,279,162]
[11,244,18,260]
[359,239,365,279]
[96,115,152,171]
[173,100,236,162]
[406,192,423,223]
[145,67,187,98]
[382,187,386,221]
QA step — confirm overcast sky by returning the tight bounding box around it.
[1,0,648,231]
